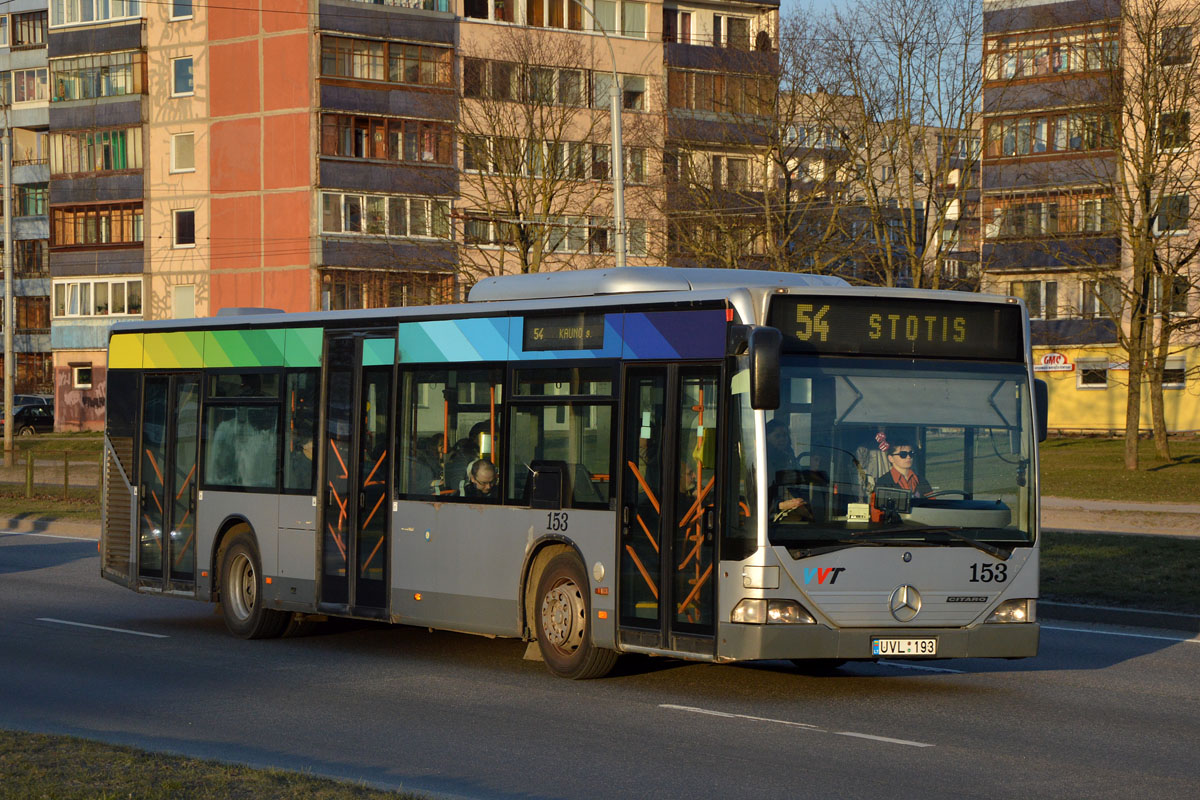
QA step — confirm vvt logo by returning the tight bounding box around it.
[803,567,846,585]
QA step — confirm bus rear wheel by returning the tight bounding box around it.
[220,531,289,639]
[534,554,618,680]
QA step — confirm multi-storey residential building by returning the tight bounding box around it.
[0,2,52,400]
[48,0,146,429]
[42,0,785,430]
[981,0,1199,432]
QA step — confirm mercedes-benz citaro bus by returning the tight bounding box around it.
[100,267,1044,678]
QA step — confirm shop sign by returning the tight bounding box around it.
[1034,352,1074,372]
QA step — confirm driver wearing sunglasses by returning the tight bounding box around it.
[874,438,932,497]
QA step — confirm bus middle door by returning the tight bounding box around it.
[320,333,394,618]
[619,364,721,657]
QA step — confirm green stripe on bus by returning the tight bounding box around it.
[362,338,395,367]
[204,329,287,368]
[143,331,204,369]
[284,328,322,367]
[111,327,323,370]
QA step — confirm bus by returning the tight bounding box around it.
[100,267,1045,678]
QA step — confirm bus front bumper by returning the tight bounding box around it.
[716,621,1040,662]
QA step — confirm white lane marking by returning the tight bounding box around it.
[835,731,935,748]
[878,660,965,674]
[1043,624,1200,645]
[1,531,97,542]
[37,618,168,639]
[660,704,933,748]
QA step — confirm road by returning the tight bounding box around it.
[2,531,1198,799]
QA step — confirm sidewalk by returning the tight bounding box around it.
[1041,496,1200,538]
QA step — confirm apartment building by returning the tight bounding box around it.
[0,2,52,399]
[981,0,1199,432]
[26,0,782,430]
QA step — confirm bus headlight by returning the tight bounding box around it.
[986,599,1033,623]
[731,599,816,624]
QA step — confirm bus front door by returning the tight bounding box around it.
[137,374,200,590]
[619,365,721,656]
[320,334,394,617]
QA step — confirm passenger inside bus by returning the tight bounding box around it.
[462,458,499,500]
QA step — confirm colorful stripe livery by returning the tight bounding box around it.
[395,310,727,363]
[109,328,323,370]
[108,309,727,370]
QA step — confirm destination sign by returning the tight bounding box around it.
[767,296,1024,360]
[523,313,606,351]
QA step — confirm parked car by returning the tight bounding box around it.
[0,404,55,435]
[14,394,53,408]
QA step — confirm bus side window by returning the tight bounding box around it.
[282,370,318,493]
[398,366,504,500]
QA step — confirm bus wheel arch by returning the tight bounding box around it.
[525,544,619,680]
[213,519,289,640]
[520,538,577,640]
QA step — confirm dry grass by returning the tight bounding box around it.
[0,729,423,800]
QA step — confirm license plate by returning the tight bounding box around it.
[872,637,937,656]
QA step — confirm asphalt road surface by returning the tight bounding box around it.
[3,531,1198,799]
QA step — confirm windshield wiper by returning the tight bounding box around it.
[851,525,1013,561]
[787,537,937,559]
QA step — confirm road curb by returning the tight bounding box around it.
[1040,600,1200,634]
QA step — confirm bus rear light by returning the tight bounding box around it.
[731,599,815,625]
[986,599,1033,623]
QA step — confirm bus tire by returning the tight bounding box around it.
[534,553,618,680]
[219,531,289,640]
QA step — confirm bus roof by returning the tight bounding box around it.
[467,267,849,302]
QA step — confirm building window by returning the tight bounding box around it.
[1152,274,1190,315]
[320,191,451,239]
[666,68,772,115]
[50,203,144,248]
[52,51,145,101]
[53,278,142,317]
[173,285,196,318]
[173,209,196,247]
[463,0,513,22]
[11,68,48,104]
[50,1,141,28]
[1160,26,1191,66]
[172,57,194,96]
[12,11,46,48]
[14,240,48,275]
[16,184,47,216]
[1162,359,1187,388]
[171,0,193,20]
[73,365,93,390]
[171,133,194,172]
[1077,359,1108,389]
[320,269,454,310]
[1082,279,1121,318]
[50,128,143,175]
[320,114,453,164]
[1158,111,1190,151]
[0,16,9,48]
[1011,280,1057,319]
[663,9,692,43]
[1154,195,1189,234]
[321,37,452,86]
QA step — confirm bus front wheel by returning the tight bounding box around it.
[534,554,618,680]
[219,531,289,639]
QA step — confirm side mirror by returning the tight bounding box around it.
[1034,379,1049,443]
[749,326,782,410]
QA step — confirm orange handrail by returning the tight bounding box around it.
[626,460,660,513]
[326,522,347,560]
[676,563,712,614]
[678,475,715,528]
[363,450,387,487]
[624,544,659,600]
[635,514,659,553]
[361,532,386,573]
[329,440,349,480]
[174,464,196,501]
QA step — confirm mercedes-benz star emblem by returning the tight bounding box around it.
[889,585,922,622]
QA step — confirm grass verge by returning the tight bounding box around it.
[1040,436,1200,504]
[1041,530,1200,613]
[0,486,100,521]
[0,729,422,800]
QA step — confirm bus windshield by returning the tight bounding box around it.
[759,357,1035,552]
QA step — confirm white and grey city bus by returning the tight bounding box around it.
[100,267,1044,678]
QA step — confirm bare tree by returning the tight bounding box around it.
[455,27,658,282]
[816,0,984,288]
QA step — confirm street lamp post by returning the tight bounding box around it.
[565,1,627,267]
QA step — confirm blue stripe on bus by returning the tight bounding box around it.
[395,309,725,364]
